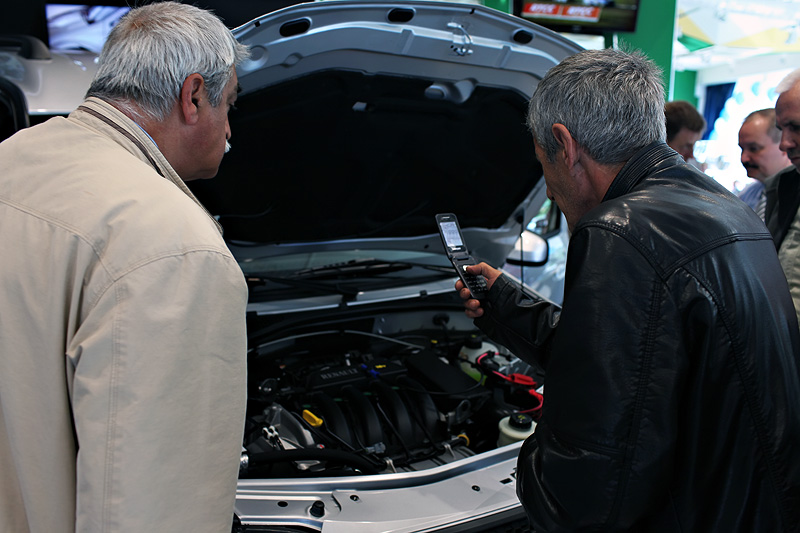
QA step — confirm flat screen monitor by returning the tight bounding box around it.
[514,0,640,35]
[45,4,130,52]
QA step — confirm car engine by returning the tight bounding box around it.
[239,304,544,479]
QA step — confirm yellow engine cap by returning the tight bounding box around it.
[302,409,324,427]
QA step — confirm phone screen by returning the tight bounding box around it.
[440,221,463,249]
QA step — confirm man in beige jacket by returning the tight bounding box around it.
[0,3,250,531]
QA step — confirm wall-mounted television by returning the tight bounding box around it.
[45,4,130,53]
[513,0,640,35]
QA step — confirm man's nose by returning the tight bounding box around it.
[780,130,794,152]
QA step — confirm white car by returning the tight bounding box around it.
[0,34,99,125]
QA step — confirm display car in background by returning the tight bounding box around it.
[1,2,580,530]
[0,33,98,134]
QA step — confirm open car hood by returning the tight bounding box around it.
[188,0,581,267]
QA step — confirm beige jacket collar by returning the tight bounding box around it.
[72,97,223,235]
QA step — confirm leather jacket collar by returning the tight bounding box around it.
[603,142,679,202]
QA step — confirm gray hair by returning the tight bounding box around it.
[528,48,666,164]
[777,68,800,94]
[86,1,250,122]
[743,108,781,144]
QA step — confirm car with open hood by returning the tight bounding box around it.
[1,1,580,530]
[186,2,580,531]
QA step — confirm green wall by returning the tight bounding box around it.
[673,70,699,106]
[607,0,678,99]
[488,0,687,101]
[484,0,512,14]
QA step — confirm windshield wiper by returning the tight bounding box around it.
[244,258,453,300]
[292,258,417,280]
[245,275,361,299]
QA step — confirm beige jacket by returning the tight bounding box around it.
[0,98,248,532]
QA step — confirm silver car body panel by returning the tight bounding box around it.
[236,442,524,531]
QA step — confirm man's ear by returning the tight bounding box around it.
[551,123,579,169]
[179,73,205,125]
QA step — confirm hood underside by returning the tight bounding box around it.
[188,0,582,263]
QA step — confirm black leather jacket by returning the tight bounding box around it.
[764,165,800,249]
[476,142,800,532]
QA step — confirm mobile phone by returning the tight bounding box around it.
[435,213,488,300]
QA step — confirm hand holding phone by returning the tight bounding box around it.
[435,213,488,300]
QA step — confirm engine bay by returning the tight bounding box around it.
[240,302,544,479]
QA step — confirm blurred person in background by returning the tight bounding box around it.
[766,67,800,328]
[737,108,791,221]
[665,99,706,164]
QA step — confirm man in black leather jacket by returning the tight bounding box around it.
[457,49,800,532]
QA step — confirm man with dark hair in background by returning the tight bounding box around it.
[665,99,706,162]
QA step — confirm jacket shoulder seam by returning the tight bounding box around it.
[87,248,239,313]
[0,196,235,314]
[576,220,773,278]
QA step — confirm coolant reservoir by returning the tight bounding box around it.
[497,412,536,447]
[458,336,497,381]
